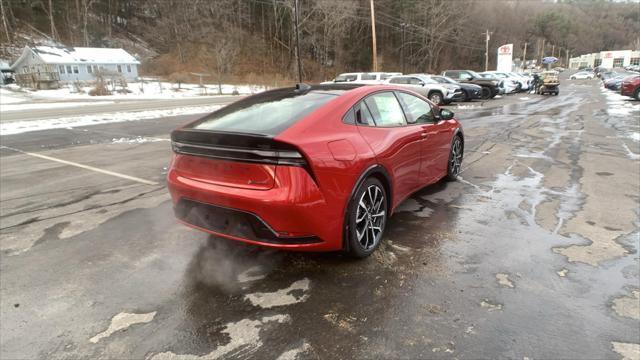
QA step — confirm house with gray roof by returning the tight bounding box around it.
[11,46,140,89]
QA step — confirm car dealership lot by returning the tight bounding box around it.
[1,80,639,359]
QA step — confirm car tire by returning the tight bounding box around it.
[480,87,492,100]
[634,88,640,101]
[446,135,463,181]
[570,76,575,80]
[428,91,444,105]
[346,177,388,258]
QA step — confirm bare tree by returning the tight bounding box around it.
[0,0,10,43]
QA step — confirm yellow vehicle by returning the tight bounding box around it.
[536,71,560,95]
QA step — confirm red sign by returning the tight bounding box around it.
[499,45,512,55]
[604,52,613,59]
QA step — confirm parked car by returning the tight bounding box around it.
[386,74,463,105]
[481,71,526,92]
[441,70,500,99]
[621,75,640,100]
[322,72,402,85]
[476,72,517,94]
[167,83,464,257]
[429,75,483,101]
[604,73,635,91]
[570,71,595,80]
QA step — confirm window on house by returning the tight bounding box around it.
[73,66,79,74]
[127,65,132,73]
[631,58,640,66]
[59,65,66,74]
[594,59,602,67]
[117,65,122,73]
[66,65,72,73]
[87,65,93,74]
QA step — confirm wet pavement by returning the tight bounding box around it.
[1,76,639,359]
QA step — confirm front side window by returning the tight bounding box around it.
[396,92,435,124]
[363,92,406,127]
[409,77,424,85]
[361,73,377,81]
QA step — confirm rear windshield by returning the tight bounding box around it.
[189,89,338,136]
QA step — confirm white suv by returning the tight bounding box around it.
[323,72,402,85]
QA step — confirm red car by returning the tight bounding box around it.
[167,84,463,257]
[621,75,640,100]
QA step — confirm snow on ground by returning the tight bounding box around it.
[0,81,267,106]
[601,87,640,143]
[2,101,115,111]
[0,87,28,105]
[0,105,221,135]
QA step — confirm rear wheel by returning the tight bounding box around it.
[428,91,444,105]
[446,136,463,181]
[480,87,492,100]
[346,177,387,258]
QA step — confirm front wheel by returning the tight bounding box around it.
[480,87,492,100]
[428,92,444,105]
[446,136,463,181]
[346,177,388,258]
[634,88,640,101]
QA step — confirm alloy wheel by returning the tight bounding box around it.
[429,93,443,105]
[354,184,386,251]
[450,137,463,177]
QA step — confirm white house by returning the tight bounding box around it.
[11,46,140,88]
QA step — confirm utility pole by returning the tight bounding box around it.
[48,0,57,40]
[293,0,302,83]
[370,0,378,72]
[540,38,545,64]
[566,48,570,68]
[484,29,490,71]
[522,42,527,71]
[400,23,406,74]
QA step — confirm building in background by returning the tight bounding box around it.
[10,46,140,89]
[569,50,640,69]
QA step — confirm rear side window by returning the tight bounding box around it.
[335,74,357,82]
[364,92,406,127]
[361,73,377,80]
[190,90,337,136]
[354,102,376,126]
[396,92,435,124]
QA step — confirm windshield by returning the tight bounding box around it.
[467,70,482,78]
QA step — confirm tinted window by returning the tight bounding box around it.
[354,102,376,126]
[397,92,435,124]
[335,74,357,82]
[389,77,408,84]
[364,92,406,127]
[190,89,338,136]
[361,73,377,80]
[409,77,424,85]
[343,108,355,124]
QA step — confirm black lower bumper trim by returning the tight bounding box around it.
[174,198,321,245]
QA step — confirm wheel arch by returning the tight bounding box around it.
[341,164,393,251]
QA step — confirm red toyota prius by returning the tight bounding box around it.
[167,84,463,257]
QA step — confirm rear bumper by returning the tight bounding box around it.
[167,165,344,251]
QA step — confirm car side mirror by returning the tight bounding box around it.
[419,81,425,86]
[440,108,454,120]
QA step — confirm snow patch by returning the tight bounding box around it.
[244,279,311,309]
[1,105,221,135]
[89,311,156,343]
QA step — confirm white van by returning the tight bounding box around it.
[322,72,402,85]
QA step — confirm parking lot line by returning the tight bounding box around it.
[0,145,159,186]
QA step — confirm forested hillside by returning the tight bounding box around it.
[1,0,639,84]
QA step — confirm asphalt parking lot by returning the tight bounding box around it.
[1,78,639,359]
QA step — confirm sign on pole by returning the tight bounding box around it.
[496,44,513,72]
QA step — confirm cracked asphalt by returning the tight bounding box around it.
[1,75,639,359]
